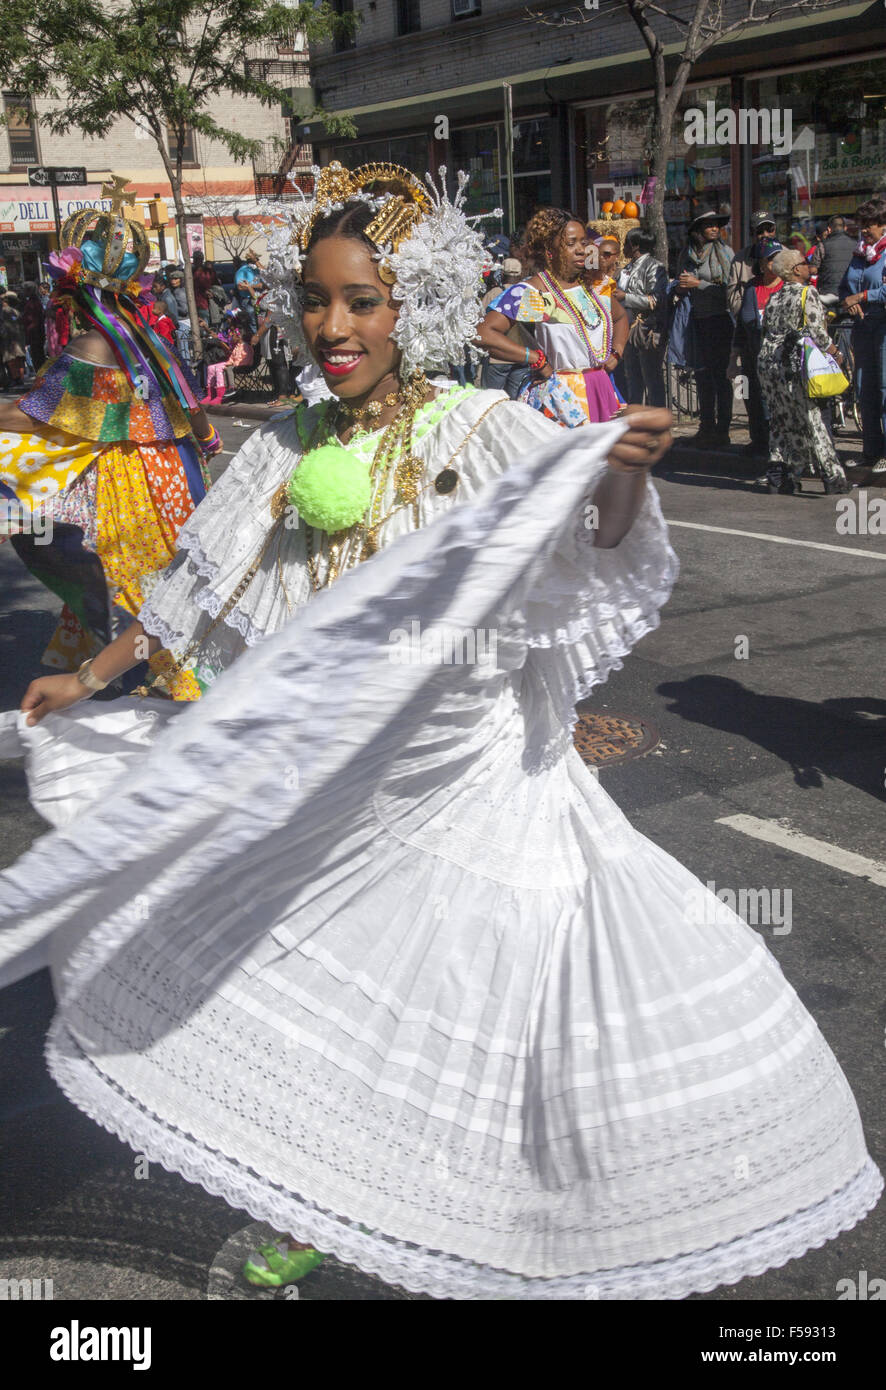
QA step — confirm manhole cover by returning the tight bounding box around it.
[573,711,660,768]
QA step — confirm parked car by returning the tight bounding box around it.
[210,260,239,297]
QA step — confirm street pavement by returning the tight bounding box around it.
[0,407,884,1302]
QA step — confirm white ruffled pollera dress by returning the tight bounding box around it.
[0,385,880,1300]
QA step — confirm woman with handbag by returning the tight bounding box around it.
[758,249,852,494]
[619,230,668,407]
[477,207,628,426]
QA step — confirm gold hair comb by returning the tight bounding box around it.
[298,161,433,281]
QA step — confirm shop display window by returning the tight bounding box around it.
[575,83,731,272]
[449,124,502,218]
[746,60,886,248]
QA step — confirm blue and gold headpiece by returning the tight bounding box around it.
[59,175,150,292]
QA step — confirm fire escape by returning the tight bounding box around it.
[245,37,315,199]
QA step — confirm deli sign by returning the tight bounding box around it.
[0,184,113,234]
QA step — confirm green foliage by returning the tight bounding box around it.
[0,0,357,162]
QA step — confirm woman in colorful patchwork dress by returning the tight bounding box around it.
[0,183,220,692]
[0,165,880,1300]
[477,208,628,426]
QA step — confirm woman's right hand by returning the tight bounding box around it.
[20,673,91,727]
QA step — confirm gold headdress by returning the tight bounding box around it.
[261,163,498,377]
[59,175,151,291]
[297,161,433,282]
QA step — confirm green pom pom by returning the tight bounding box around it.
[286,444,372,533]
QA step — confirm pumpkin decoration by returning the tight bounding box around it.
[601,201,614,215]
[612,199,626,215]
[623,201,640,219]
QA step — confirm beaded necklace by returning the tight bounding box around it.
[537,270,612,368]
[302,373,430,591]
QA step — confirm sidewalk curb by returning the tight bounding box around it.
[667,439,876,484]
[668,442,759,477]
[204,401,292,422]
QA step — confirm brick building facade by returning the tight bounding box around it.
[1,35,309,283]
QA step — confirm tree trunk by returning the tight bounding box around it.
[173,186,203,366]
[648,124,670,272]
[155,132,203,366]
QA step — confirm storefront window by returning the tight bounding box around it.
[511,116,551,230]
[449,124,501,219]
[746,60,886,249]
[575,83,732,271]
[331,134,428,176]
[450,118,549,230]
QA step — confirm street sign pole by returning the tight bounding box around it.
[28,166,91,246]
[49,181,62,247]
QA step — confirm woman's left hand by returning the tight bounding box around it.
[607,405,673,470]
[603,354,620,373]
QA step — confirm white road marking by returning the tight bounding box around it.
[716,814,886,887]
[665,519,886,561]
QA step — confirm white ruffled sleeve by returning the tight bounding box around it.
[524,469,678,678]
[519,474,679,752]
[460,399,679,760]
[138,409,315,668]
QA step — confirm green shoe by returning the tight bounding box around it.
[243,1240,326,1288]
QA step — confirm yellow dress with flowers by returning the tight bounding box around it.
[0,348,208,697]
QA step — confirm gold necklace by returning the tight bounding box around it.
[337,389,400,430]
[304,372,431,592]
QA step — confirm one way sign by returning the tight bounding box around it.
[27,165,88,187]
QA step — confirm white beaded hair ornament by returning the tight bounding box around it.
[259,161,502,376]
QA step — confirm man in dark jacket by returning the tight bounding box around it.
[163,266,192,364]
[727,211,777,456]
[812,217,856,303]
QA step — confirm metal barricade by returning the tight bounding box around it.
[665,359,699,426]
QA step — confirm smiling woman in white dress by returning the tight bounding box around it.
[0,163,880,1300]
